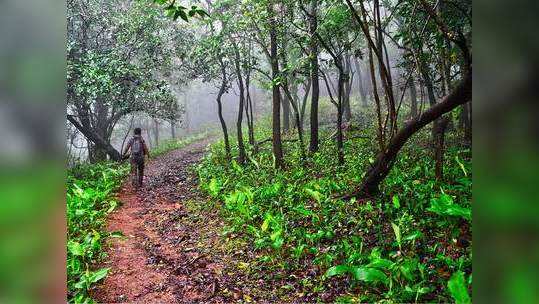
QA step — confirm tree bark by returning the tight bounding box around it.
[269,2,284,168]
[354,57,368,107]
[281,90,291,131]
[217,57,231,159]
[170,120,176,139]
[349,71,471,198]
[153,119,159,147]
[67,114,121,161]
[233,42,246,164]
[409,76,418,118]
[308,0,320,153]
[434,116,450,180]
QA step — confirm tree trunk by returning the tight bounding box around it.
[308,0,320,153]
[233,42,246,164]
[354,57,368,107]
[217,58,231,159]
[434,116,450,180]
[282,91,291,132]
[337,72,345,165]
[350,71,471,197]
[245,68,255,147]
[153,119,159,147]
[67,114,121,161]
[342,54,352,122]
[300,79,312,128]
[282,84,307,161]
[170,120,176,139]
[409,76,418,118]
[269,2,283,168]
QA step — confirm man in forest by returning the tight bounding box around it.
[122,127,149,188]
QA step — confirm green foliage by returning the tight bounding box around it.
[448,271,471,304]
[197,116,472,302]
[67,162,129,303]
[428,193,472,221]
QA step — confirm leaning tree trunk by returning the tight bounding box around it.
[67,115,121,161]
[350,71,471,197]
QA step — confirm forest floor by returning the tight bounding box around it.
[91,137,257,303]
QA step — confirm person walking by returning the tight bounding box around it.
[122,127,149,188]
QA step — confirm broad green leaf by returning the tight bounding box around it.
[391,222,401,248]
[368,258,394,270]
[428,194,471,221]
[448,271,471,304]
[392,195,400,209]
[261,216,270,232]
[89,267,110,283]
[325,264,350,277]
[351,267,389,285]
[68,241,84,256]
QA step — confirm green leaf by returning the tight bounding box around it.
[261,215,271,232]
[89,267,110,283]
[368,258,394,270]
[305,188,323,203]
[391,222,401,248]
[351,267,389,285]
[392,195,400,209]
[325,265,350,277]
[448,271,471,304]
[428,194,471,221]
[68,241,84,256]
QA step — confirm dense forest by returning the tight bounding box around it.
[67,0,472,302]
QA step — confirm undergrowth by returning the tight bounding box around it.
[67,162,128,303]
[66,131,209,303]
[197,114,472,302]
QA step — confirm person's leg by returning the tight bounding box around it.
[138,162,144,187]
[130,160,137,187]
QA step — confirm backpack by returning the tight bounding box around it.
[131,137,144,163]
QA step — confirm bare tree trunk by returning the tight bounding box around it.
[245,69,255,147]
[170,120,176,139]
[342,54,352,122]
[269,2,283,168]
[409,76,418,118]
[434,116,450,180]
[282,92,291,131]
[67,114,121,161]
[217,59,231,160]
[337,72,345,165]
[354,57,368,107]
[232,41,246,164]
[153,119,159,147]
[308,0,320,153]
[300,79,312,128]
[282,84,307,161]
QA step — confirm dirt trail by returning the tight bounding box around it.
[92,138,236,303]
